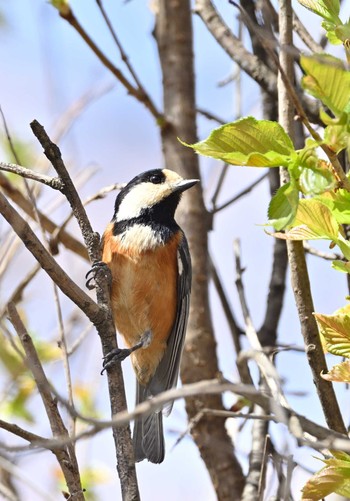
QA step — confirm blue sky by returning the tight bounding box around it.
[1,1,350,500]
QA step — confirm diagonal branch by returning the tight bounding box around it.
[56,4,162,123]
[0,172,88,260]
[0,191,100,322]
[7,303,84,501]
[194,0,277,95]
[29,120,140,501]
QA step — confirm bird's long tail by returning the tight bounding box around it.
[133,382,165,463]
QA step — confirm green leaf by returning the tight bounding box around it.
[302,455,350,500]
[324,122,350,154]
[181,117,296,167]
[317,190,350,225]
[268,182,299,230]
[299,165,335,195]
[315,312,350,357]
[322,360,350,382]
[301,54,350,117]
[293,199,340,240]
[332,260,350,273]
[297,0,340,23]
[335,21,350,43]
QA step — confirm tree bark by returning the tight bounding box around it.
[154,1,245,499]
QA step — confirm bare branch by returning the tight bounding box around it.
[58,5,163,122]
[0,172,89,260]
[0,455,56,501]
[0,192,100,323]
[0,162,62,189]
[194,0,277,95]
[7,303,84,501]
[292,12,324,53]
[0,264,41,321]
[2,377,350,456]
[211,172,269,214]
[303,241,341,261]
[29,120,140,500]
[209,254,243,355]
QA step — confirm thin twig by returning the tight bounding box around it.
[0,456,57,501]
[1,377,349,455]
[211,172,269,214]
[96,1,146,92]
[2,110,77,440]
[196,107,226,124]
[209,254,243,355]
[303,241,341,261]
[0,265,41,321]
[194,0,277,95]
[0,172,88,260]
[0,162,62,189]
[58,5,162,123]
[292,12,323,53]
[210,164,229,210]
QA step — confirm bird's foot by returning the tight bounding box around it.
[101,348,132,374]
[85,261,111,290]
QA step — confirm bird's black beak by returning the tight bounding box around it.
[172,178,200,194]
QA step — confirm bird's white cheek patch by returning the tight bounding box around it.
[116,183,171,222]
[118,224,164,252]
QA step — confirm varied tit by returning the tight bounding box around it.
[100,168,199,463]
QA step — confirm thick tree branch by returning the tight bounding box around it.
[154,1,245,499]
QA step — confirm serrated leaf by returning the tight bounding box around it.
[315,312,350,357]
[181,117,296,167]
[301,54,350,117]
[298,0,340,23]
[268,182,299,230]
[322,360,350,382]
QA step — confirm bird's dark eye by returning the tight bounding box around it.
[149,174,163,184]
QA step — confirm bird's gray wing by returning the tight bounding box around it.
[148,232,192,415]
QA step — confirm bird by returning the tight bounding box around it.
[98,168,198,463]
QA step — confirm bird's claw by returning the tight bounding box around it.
[85,261,111,290]
[101,348,132,374]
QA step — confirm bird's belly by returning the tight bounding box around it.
[101,227,180,384]
[113,256,176,346]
